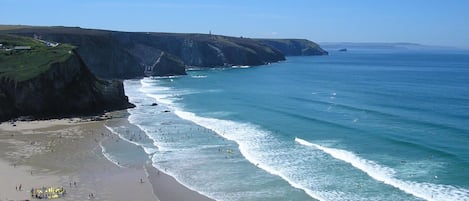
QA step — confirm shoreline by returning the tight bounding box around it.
[0,112,214,201]
[146,163,215,201]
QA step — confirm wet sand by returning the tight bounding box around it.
[0,113,214,201]
[147,163,214,201]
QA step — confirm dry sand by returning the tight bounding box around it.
[0,114,214,201]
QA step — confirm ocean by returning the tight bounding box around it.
[104,48,469,201]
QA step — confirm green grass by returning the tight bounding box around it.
[0,34,75,81]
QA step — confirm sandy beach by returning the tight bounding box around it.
[0,113,214,201]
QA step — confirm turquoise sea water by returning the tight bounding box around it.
[106,49,469,201]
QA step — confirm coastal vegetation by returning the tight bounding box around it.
[0,34,74,81]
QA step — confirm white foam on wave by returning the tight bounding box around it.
[148,156,216,201]
[146,94,176,105]
[140,80,171,90]
[172,110,327,201]
[140,78,165,87]
[232,65,251,69]
[191,75,208,79]
[133,79,331,200]
[140,79,201,107]
[295,138,469,201]
[140,85,172,93]
[99,141,126,168]
[104,125,158,154]
[124,80,182,154]
[126,115,173,153]
[105,125,140,147]
[130,80,222,200]
[139,84,173,105]
[147,75,182,79]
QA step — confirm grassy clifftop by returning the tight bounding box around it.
[0,34,74,81]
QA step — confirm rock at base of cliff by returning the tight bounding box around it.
[144,52,186,76]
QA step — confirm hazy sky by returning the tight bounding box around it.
[1,0,469,48]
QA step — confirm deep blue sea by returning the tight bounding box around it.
[106,48,469,201]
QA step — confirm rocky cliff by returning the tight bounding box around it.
[256,39,328,56]
[0,26,328,122]
[0,26,328,79]
[0,26,290,78]
[0,36,133,121]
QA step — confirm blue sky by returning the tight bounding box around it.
[1,0,469,48]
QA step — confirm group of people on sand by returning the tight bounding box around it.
[30,186,65,199]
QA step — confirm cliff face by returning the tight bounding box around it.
[0,50,133,122]
[1,27,328,79]
[0,27,328,122]
[256,39,328,56]
[0,27,290,78]
[118,33,286,68]
[144,51,186,76]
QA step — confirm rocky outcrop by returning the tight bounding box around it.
[0,50,134,122]
[144,52,186,76]
[256,39,328,56]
